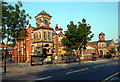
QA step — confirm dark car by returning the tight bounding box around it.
[92,53,96,61]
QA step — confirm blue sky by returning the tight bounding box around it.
[9,2,118,42]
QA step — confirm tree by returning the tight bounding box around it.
[2,0,31,73]
[109,47,116,54]
[62,21,77,53]
[117,45,119,53]
[62,18,94,63]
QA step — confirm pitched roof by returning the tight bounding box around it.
[99,32,105,35]
[35,10,52,18]
[106,40,112,47]
[86,46,95,50]
[88,39,113,47]
[88,41,98,45]
[33,26,54,31]
[98,40,107,42]
[59,27,63,30]
[58,31,64,35]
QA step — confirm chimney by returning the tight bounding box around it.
[55,24,58,31]
[56,24,58,27]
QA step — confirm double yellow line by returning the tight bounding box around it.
[102,72,119,82]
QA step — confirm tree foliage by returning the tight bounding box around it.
[2,1,31,47]
[62,18,94,53]
[109,47,116,54]
[117,45,119,53]
[2,0,31,72]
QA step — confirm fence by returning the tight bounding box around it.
[1,54,83,68]
[31,54,53,66]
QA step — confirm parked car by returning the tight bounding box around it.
[92,53,96,61]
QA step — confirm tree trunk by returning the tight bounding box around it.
[3,44,6,73]
[4,43,8,73]
[79,50,81,64]
[19,41,21,62]
[4,48,7,73]
[2,37,6,73]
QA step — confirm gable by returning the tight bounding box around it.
[108,39,115,47]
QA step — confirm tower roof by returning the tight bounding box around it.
[99,32,105,35]
[59,27,63,30]
[35,10,52,18]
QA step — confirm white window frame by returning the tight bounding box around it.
[32,46,34,52]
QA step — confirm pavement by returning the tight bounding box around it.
[2,58,116,76]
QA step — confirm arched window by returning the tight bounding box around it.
[45,20,48,24]
[99,44,101,47]
[34,33,36,39]
[38,19,41,25]
[44,32,46,40]
[36,32,38,40]
[39,32,41,39]
[48,32,50,40]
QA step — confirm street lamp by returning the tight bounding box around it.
[51,43,55,63]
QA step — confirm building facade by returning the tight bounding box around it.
[88,32,118,58]
[32,10,54,58]
[2,11,118,62]
[53,24,64,56]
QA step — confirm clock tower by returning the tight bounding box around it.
[33,10,54,58]
[35,10,52,28]
[99,32,105,41]
[98,32,107,56]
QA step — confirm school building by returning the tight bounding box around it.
[1,10,118,62]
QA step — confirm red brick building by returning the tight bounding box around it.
[2,11,118,62]
[53,24,64,56]
[13,24,34,62]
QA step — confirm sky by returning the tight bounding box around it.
[8,1,118,42]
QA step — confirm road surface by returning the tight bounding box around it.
[2,59,118,81]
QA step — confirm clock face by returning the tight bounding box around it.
[100,35,102,39]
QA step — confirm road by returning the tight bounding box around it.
[2,59,118,81]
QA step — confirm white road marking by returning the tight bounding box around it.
[93,66,99,68]
[35,76,52,80]
[93,64,105,68]
[99,64,104,67]
[66,68,89,75]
